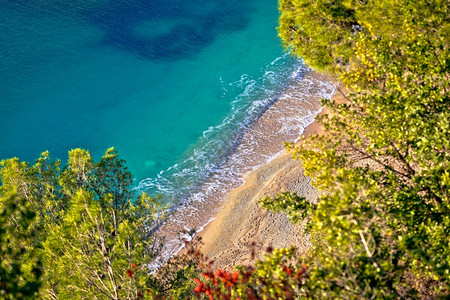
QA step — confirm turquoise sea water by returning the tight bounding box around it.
[2,0,281,176]
[1,0,334,221]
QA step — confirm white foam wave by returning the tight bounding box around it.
[137,53,335,263]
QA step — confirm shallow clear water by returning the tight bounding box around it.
[0,0,334,217]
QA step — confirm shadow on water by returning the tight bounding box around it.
[5,0,253,61]
[79,0,253,61]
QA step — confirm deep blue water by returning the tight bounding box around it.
[1,0,333,207]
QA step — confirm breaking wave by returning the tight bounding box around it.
[136,53,335,260]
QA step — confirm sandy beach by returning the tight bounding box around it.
[198,88,345,269]
[152,71,335,262]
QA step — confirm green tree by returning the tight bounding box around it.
[0,191,41,299]
[252,0,450,298]
[42,189,164,299]
[0,148,203,299]
[0,152,61,299]
[278,0,358,72]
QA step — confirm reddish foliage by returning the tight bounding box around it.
[282,264,294,277]
[193,264,244,300]
[232,271,239,282]
[131,262,138,271]
[126,269,133,278]
[193,285,202,293]
[193,257,309,299]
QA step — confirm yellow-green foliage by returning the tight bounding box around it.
[0,149,203,299]
[270,0,450,298]
[0,191,41,299]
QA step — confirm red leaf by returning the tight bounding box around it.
[126,269,133,278]
[215,269,224,278]
[232,271,239,282]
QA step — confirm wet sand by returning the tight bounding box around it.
[198,88,345,269]
[154,71,335,261]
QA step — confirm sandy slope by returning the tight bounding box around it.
[198,89,345,269]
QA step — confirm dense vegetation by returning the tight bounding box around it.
[277,0,449,297]
[194,0,449,298]
[1,0,448,299]
[0,148,201,299]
